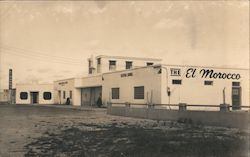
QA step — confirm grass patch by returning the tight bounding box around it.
[25,123,249,157]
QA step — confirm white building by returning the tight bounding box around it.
[16,83,54,104]
[54,55,161,106]
[88,55,162,74]
[54,55,249,110]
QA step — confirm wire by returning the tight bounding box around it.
[0,48,84,66]
[0,44,83,63]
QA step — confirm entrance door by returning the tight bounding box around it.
[31,92,39,104]
[232,87,241,110]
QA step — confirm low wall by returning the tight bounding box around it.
[107,106,250,130]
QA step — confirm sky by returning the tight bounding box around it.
[0,1,249,90]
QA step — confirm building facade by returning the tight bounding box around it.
[16,83,54,104]
[88,55,162,74]
[54,55,249,111]
[102,65,249,110]
[16,55,249,110]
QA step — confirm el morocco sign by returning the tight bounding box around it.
[185,68,241,80]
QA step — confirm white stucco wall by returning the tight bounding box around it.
[102,66,162,106]
[75,75,102,88]
[94,56,162,74]
[16,83,54,104]
[54,78,75,105]
[161,65,249,110]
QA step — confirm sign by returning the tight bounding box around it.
[121,72,133,78]
[58,81,68,86]
[185,68,241,80]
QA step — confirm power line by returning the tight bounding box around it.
[0,43,83,62]
[0,47,84,66]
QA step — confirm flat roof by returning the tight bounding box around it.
[95,55,162,61]
[16,83,53,85]
[54,64,249,82]
[102,64,249,76]
[161,64,249,71]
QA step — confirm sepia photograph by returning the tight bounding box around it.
[0,1,249,157]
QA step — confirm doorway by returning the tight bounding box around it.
[30,92,39,104]
[81,86,102,106]
[232,87,241,110]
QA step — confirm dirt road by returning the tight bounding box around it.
[0,104,249,157]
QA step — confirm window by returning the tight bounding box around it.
[43,92,52,100]
[204,81,213,86]
[109,60,116,71]
[126,61,133,69]
[134,86,144,99]
[88,60,92,74]
[20,92,28,100]
[70,91,72,99]
[172,79,182,85]
[232,82,240,87]
[147,62,153,66]
[128,72,133,76]
[112,88,119,99]
[170,68,181,76]
[63,91,66,99]
[97,58,101,64]
[97,58,101,73]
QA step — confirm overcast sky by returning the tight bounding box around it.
[0,1,249,89]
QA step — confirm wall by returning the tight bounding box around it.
[75,75,102,88]
[107,106,250,130]
[160,65,249,110]
[102,66,162,106]
[95,56,162,74]
[0,90,9,102]
[54,78,75,105]
[16,83,54,104]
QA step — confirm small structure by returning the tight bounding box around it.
[0,89,9,104]
[16,82,54,105]
[54,55,161,106]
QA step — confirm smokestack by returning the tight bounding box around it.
[9,69,12,90]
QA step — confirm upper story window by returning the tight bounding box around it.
[20,92,28,100]
[126,61,133,69]
[43,92,52,100]
[88,59,92,74]
[147,62,154,66]
[109,60,116,71]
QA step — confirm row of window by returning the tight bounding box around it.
[111,81,240,100]
[20,92,52,100]
[172,80,240,86]
[97,59,154,71]
[112,86,144,100]
[62,91,72,99]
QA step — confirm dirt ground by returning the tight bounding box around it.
[0,104,249,157]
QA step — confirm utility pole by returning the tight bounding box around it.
[223,87,226,104]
